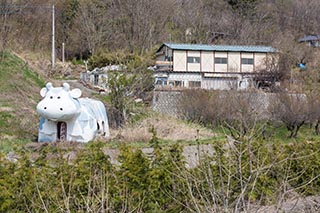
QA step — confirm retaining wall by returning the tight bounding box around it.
[152,90,278,118]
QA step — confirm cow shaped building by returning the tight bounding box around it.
[36,82,109,142]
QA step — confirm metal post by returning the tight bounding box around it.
[51,5,55,69]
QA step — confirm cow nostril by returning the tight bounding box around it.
[60,108,63,111]
[44,107,47,110]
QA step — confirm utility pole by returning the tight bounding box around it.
[52,5,55,69]
[62,42,65,64]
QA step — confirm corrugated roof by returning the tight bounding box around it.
[163,43,215,51]
[298,35,320,42]
[159,43,276,53]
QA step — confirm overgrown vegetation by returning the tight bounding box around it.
[90,52,154,128]
[179,89,319,139]
[1,138,320,212]
[2,1,320,211]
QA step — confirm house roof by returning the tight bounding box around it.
[298,35,320,42]
[157,43,276,53]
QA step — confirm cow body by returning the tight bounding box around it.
[36,82,109,143]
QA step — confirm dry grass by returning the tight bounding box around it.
[109,114,215,143]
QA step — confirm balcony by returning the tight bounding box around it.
[155,61,173,72]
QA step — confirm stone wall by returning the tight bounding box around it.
[152,90,182,117]
[152,90,274,118]
[152,90,305,119]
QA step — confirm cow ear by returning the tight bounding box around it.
[40,88,47,97]
[70,88,82,98]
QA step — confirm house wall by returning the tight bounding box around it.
[241,53,254,72]
[168,73,202,87]
[228,52,240,72]
[156,46,173,61]
[254,53,268,71]
[187,51,201,72]
[173,50,187,71]
[201,51,214,72]
[170,49,271,73]
[157,55,166,61]
[202,77,237,90]
[157,46,166,61]
[214,52,228,72]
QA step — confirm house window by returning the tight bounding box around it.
[189,81,201,88]
[155,79,167,86]
[175,81,183,87]
[241,58,254,65]
[168,81,183,87]
[187,57,200,63]
[94,74,99,85]
[214,57,228,64]
[165,56,173,61]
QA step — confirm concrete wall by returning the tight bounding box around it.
[103,144,216,168]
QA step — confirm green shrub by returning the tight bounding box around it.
[1,140,320,212]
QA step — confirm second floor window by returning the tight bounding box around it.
[241,58,254,65]
[165,56,173,61]
[214,57,228,64]
[187,57,200,63]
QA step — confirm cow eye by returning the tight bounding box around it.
[50,96,53,99]
[57,96,61,99]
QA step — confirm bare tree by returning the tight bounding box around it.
[269,92,310,138]
[0,0,14,56]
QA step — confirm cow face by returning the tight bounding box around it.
[36,82,82,121]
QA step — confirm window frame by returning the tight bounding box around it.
[187,56,200,63]
[241,58,254,65]
[214,57,228,64]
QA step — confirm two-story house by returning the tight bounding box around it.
[154,43,277,90]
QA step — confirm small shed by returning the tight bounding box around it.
[80,65,126,89]
[298,35,320,47]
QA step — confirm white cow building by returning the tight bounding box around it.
[36,82,109,143]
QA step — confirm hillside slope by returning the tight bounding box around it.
[0,52,45,140]
[0,51,216,151]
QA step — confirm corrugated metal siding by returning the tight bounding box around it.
[202,78,238,90]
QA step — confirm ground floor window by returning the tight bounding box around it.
[155,79,167,85]
[168,80,184,87]
[189,81,201,88]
